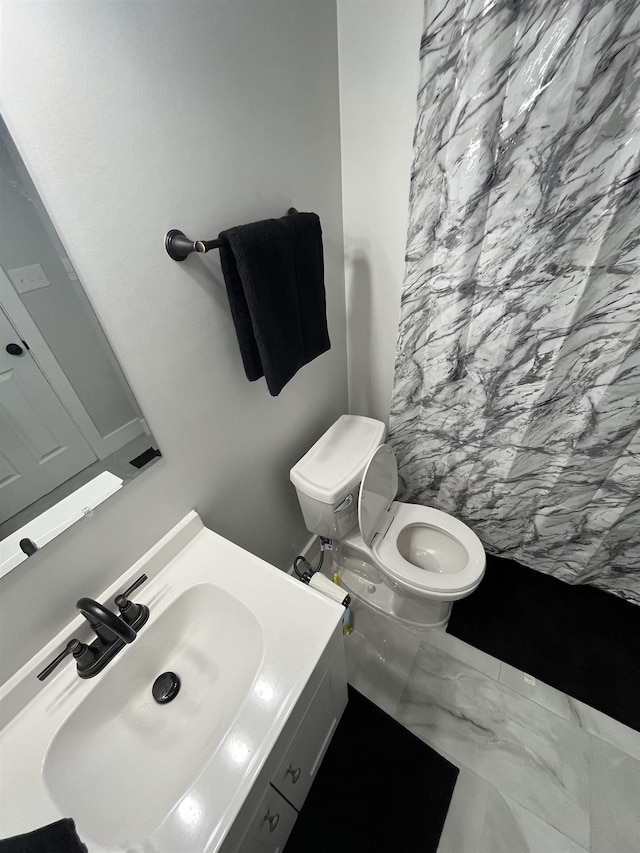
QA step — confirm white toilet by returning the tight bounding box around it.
[291,415,486,629]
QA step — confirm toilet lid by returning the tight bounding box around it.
[358,444,398,546]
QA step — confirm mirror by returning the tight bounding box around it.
[0,115,161,577]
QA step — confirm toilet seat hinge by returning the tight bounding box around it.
[373,502,396,544]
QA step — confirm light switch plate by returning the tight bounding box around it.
[7,263,51,294]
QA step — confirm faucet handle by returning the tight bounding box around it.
[37,639,98,681]
[116,573,148,602]
[115,574,149,627]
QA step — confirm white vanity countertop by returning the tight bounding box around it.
[0,511,343,852]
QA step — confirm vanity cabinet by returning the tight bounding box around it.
[241,786,298,852]
[0,513,349,853]
[222,627,347,853]
[270,661,340,812]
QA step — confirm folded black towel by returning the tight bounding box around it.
[0,819,88,853]
[219,211,330,396]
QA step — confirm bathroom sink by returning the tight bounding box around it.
[0,512,344,852]
[42,583,263,846]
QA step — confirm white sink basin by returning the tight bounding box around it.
[43,583,263,846]
[0,512,344,852]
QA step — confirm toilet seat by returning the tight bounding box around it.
[358,445,485,598]
[374,503,485,596]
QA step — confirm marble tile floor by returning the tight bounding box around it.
[344,601,640,853]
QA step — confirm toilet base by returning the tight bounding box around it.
[334,558,452,630]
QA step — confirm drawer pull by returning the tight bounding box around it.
[286,765,301,784]
[263,810,280,833]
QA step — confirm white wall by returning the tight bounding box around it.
[337,0,423,422]
[0,0,347,682]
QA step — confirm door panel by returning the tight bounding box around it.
[0,307,96,522]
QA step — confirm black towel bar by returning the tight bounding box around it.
[165,208,298,262]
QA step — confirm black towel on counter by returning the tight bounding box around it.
[0,819,88,853]
[219,211,330,396]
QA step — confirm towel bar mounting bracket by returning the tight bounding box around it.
[165,230,224,262]
[165,208,298,262]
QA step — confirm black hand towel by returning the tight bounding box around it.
[0,819,88,853]
[219,211,330,396]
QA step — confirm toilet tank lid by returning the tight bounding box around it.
[290,415,387,503]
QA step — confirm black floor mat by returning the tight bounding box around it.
[284,685,459,853]
[447,554,640,732]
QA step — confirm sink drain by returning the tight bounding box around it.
[152,671,181,704]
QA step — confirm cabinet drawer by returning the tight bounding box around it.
[238,784,298,853]
[271,668,339,810]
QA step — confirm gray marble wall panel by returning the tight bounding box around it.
[389,0,640,602]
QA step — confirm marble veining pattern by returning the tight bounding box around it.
[589,736,640,853]
[343,611,640,852]
[389,0,640,603]
[477,787,591,853]
[396,643,591,847]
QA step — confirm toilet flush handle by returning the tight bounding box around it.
[334,495,353,513]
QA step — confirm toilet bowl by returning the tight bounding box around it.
[291,415,486,629]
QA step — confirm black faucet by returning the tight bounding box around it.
[76,598,137,644]
[37,574,149,681]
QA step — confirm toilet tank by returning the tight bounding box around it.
[290,415,387,539]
